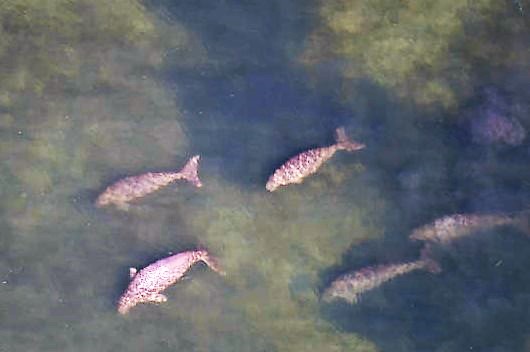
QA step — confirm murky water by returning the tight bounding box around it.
[1,1,530,351]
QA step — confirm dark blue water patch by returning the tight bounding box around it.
[174,68,346,126]
[170,69,369,187]
[148,0,315,69]
[148,0,374,188]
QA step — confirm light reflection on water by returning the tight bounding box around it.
[1,1,530,351]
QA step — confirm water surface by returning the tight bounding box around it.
[1,1,530,351]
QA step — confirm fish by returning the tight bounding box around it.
[96,155,202,209]
[409,212,530,245]
[117,249,225,314]
[322,246,440,304]
[265,127,365,192]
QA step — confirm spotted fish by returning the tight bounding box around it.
[265,127,365,192]
[322,246,440,304]
[117,249,225,314]
[409,212,529,245]
[96,155,202,209]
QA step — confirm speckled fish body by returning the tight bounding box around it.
[322,247,439,304]
[409,213,518,245]
[117,249,224,314]
[96,155,202,209]
[266,127,365,192]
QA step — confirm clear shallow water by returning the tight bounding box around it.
[1,1,530,351]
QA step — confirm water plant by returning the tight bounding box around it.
[301,0,530,109]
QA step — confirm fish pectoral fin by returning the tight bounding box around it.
[129,268,137,279]
[115,202,130,211]
[294,178,304,184]
[346,293,358,305]
[148,293,168,303]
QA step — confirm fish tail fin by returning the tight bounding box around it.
[335,127,365,152]
[420,244,442,274]
[514,210,530,236]
[199,251,226,276]
[178,155,202,187]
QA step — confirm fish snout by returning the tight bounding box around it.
[95,195,110,207]
[117,297,135,315]
[409,229,423,241]
[321,290,336,303]
[265,180,277,192]
[117,303,131,315]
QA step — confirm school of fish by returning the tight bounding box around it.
[93,125,528,314]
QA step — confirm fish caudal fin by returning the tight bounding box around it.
[178,155,202,187]
[199,252,226,276]
[335,127,365,152]
[420,245,442,274]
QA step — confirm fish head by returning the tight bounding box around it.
[321,280,349,303]
[321,288,337,303]
[409,225,433,241]
[117,294,138,315]
[265,179,278,192]
[190,178,203,188]
[95,193,112,207]
[194,248,209,258]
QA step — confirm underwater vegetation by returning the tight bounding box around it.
[0,0,156,97]
[0,1,381,350]
[0,1,215,350]
[1,0,530,351]
[0,0,206,234]
[178,170,385,352]
[301,0,530,109]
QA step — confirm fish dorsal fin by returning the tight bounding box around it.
[129,267,137,279]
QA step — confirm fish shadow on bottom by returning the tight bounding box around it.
[319,229,530,352]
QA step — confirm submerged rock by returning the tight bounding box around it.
[469,88,526,146]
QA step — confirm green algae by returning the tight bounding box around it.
[301,0,530,109]
[0,3,209,347]
[0,0,156,97]
[0,0,205,234]
[0,1,529,351]
[175,161,385,351]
